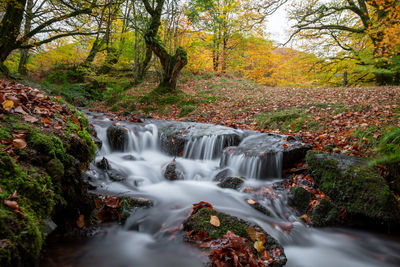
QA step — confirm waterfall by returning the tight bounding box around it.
[221,151,283,179]
[183,134,237,160]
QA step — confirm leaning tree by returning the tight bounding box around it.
[142,0,187,91]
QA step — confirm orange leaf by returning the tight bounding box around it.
[42,118,52,124]
[76,214,85,228]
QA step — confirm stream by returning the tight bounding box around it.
[42,112,400,267]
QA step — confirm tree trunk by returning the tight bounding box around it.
[142,0,187,91]
[0,0,27,76]
[83,37,105,68]
[158,47,187,89]
[135,47,152,83]
[18,0,34,76]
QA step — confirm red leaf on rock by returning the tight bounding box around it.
[191,201,214,215]
[104,195,120,208]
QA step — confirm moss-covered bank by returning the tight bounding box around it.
[306,150,400,231]
[0,107,96,266]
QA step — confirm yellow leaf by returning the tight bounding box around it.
[2,100,14,109]
[13,139,27,149]
[210,215,220,227]
[254,240,265,253]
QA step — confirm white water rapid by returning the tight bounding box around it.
[42,112,400,267]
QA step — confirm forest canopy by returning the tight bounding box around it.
[1,0,399,88]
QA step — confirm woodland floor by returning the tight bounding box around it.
[92,75,400,157]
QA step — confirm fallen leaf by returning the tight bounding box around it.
[14,106,27,114]
[254,240,264,253]
[42,118,52,125]
[2,100,14,109]
[12,139,27,149]
[104,195,120,208]
[76,214,85,228]
[299,214,311,224]
[4,200,19,210]
[247,199,256,205]
[8,190,19,200]
[210,215,220,227]
[24,115,38,123]
[191,201,214,215]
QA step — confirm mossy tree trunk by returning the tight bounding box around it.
[18,0,34,76]
[142,0,187,91]
[0,0,27,76]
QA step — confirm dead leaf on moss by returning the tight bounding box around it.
[210,215,220,227]
[13,139,27,149]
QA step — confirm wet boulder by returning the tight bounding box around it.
[121,154,144,161]
[306,151,400,230]
[163,160,184,181]
[96,157,110,170]
[158,121,242,157]
[213,168,233,182]
[220,133,311,179]
[311,198,340,227]
[107,169,127,182]
[106,125,129,152]
[183,206,287,266]
[217,176,245,190]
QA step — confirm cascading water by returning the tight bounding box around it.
[183,134,238,160]
[42,112,400,267]
[221,151,283,179]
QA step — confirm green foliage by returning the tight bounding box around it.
[374,128,400,166]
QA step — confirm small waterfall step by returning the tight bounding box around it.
[157,121,243,159]
[220,133,311,179]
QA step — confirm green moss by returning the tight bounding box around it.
[27,130,72,166]
[311,198,339,226]
[291,186,312,213]
[15,123,31,131]
[183,208,249,240]
[256,107,310,132]
[0,151,56,266]
[179,105,195,117]
[0,128,12,139]
[306,151,400,226]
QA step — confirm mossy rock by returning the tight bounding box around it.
[183,208,287,266]
[306,151,400,230]
[311,198,340,227]
[217,176,245,190]
[290,186,312,214]
[0,103,96,266]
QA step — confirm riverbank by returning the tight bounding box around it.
[0,80,96,266]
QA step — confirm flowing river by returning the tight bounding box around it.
[42,112,400,267]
